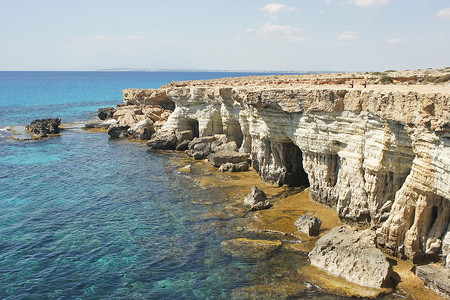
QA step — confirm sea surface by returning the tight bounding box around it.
[0,71,354,299]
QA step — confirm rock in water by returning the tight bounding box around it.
[108,125,130,138]
[147,130,177,150]
[415,264,450,298]
[97,107,116,120]
[221,238,282,260]
[294,215,322,236]
[244,186,271,210]
[309,225,393,288]
[25,118,61,138]
[208,151,249,167]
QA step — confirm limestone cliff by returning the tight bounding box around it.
[121,72,450,263]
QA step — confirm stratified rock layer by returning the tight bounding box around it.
[119,72,449,264]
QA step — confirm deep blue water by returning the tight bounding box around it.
[0,72,353,299]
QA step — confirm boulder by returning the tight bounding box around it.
[25,118,61,138]
[221,238,282,260]
[244,186,271,210]
[175,139,190,151]
[309,225,393,288]
[213,141,238,153]
[294,215,322,236]
[128,119,155,140]
[219,162,249,172]
[416,264,450,298]
[108,125,130,138]
[97,107,116,120]
[83,118,117,129]
[176,130,193,145]
[147,130,177,150]
[208,151,249,167]
[186,142,211,159]
[447,254,450,268]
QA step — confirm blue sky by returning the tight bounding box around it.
[0,0,449,71]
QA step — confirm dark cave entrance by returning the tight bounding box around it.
[186,119,199,138]
[282,142,310,187]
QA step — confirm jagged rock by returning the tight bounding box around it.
[219,162,249,172]
[447,254,450,268]
[108,125,130,138]
[309,225,393,288]
[208,151,249,167]
[122,88,175,110]
[97,107,116,120]
[175,139,190,151]
[294,215,322,236]
[127,119,154,140]
[416,264,450,298]
[221,238,282,260]
[176,130,193,145]
[25,118,61,138]
[147,130,176,150]
[244,186,271,210]
[83,118,117,129]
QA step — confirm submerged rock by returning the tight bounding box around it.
[309,225,393,288]
[416,264,450,298]
[221,238,282,260]
[231,282,307,300]
[294,215,322,236]
[25,118,61,138]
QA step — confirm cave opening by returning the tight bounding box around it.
[281,141,310,187]
[186,119,199,138]
[226,121,244,148]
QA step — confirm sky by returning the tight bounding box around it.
[0,0,449,72]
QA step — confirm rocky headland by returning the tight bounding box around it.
[88,68,450,298]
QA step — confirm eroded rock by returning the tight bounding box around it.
[25,118,61,138]
[108,125,130,138]
[127,119,155,140]
[294,215,322,236]
[416,264,450,298]
[219,162,249,172]
[147,130,177,150]
[208,151,249,167]
[97,107,116,120]
[309,225,393,288]
[244,186,271,210]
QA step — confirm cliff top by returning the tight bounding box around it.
[163,68,450,95]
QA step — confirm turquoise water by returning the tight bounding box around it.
[0,72,356,299]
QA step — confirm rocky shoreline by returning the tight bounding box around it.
[84,68,450,298]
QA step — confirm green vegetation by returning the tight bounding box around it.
[371,72,386,76]
[424,75,440,83]
[380,75,393,84]
[434,74,450,83]
[385,70,397,72]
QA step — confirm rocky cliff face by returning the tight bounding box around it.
[120,74,450,264]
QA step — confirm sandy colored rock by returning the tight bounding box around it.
[416,264,450,298]
[309,225,393,288]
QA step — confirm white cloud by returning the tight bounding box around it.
[327,0,390,8]
[437,7,450,19]
[260,3,296,19]
[337,31,358,40]
[386,38,404,44]
[244,23,306,42]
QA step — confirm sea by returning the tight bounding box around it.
[0,71,355,299]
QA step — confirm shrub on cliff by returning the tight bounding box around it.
[434,74,450,83]
[380,75,393,84]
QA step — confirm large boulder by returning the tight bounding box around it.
[127,119,155,140]
[221,238,282,260]
[244,186,271,210]
[208,151,249,167]
[219,162,249,172]
[97,107,116,120]
[25,118,61,138]
[147,130,177,150]
[416,264,450,298]
[294,215,322,236]
[309,225,393,288]
[108,125,130,138]
[83,118,117,129]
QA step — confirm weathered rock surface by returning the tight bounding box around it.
[231,282,307,300]
[309,225,393,288]
[115,70,450,263]
[294,215,322,236]
[25,118,61,138]
[208,151,249,167]
[127,119,154,140]
[244,186,271,210]
[108,125,130,138]
[147,129,177,150]
[221,238,282,260]
[97,107,116,120]
[83,118,117,129]
[415,264,450,298]
[219,161,249,172]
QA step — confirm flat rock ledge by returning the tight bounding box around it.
[309,225,393,289]
[416,264,450,298]
[221,238,282,261]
